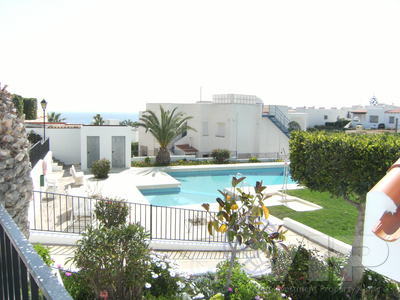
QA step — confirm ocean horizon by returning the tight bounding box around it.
[58,111,138,125]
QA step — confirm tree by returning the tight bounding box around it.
[47,112,66,122]
[288,121,301,132]
[135,106,195,165]
[289,131,400,287]
[0,84,33,236]
[92,114,104,125]
[203,178,285,290]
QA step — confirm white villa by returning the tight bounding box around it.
[138,94,291,159]
[26,122,135,170]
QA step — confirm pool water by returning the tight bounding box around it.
[143,167,295,206]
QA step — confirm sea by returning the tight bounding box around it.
[59,112,138,125]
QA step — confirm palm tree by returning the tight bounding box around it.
[47,112,66,123]
[92,114,104,125]
[136,106,195,165]
[119,119,137,127]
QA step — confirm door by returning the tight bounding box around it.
[112,136,126,168]
[87,136,100,168]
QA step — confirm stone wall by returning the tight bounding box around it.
[0,84,33,236]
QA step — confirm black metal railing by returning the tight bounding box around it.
[31,191,228,243]
[0,203,72,300]
[29,138,50,168]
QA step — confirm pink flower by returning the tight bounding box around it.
[56,264,62,269]
[65,272,72,277]
[228,287,233,292]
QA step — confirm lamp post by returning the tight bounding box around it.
[40,99,47,142]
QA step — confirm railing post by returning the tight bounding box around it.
[149,204,153,240]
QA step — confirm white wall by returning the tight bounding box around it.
[30,151,53,191]
[28,128,81,164]
[81,126,132,170]
[139,101,289,158]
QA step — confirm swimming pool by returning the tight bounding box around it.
[142,167,295,206]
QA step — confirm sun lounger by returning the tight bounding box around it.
[70,165,85,186]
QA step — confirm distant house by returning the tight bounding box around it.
[138,94,290,159]
[26,122,134,170]
[348,104,400,129]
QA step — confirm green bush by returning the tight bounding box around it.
[144,156,151,164]
[70,216,151,299]
[27,131,42,145]
[131,142,139,157]
[12,94,24,117]
[248,157,260,163]
[23,98,37,120]
[91,158,111,179]
[33,244,54,266]
[61,271,96,300]
[360,270,400,299]
[94,199,129,228]
[211,149,230,164]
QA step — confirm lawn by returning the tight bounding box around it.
[268,189,358,245]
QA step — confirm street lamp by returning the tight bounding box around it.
[40,99,47,142]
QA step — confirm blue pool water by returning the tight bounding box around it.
[143,167,295,206]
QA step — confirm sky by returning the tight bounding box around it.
[1,0,400,113]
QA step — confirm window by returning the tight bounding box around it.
[216,122,225,137]
[202,121,209,136]
[324,115,328,120]
[369,115,379,123]
[389,116,395,124]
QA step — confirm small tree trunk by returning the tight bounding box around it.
[343,202,366,288]
[155,147,170,165]
[225,242,238,291]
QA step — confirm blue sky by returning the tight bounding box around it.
[1,0,400,112]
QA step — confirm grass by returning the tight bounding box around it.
[268,189,358,245]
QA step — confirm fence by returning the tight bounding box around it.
[29,138,50,168]
[31,191,227,243]
[0,203,72,300]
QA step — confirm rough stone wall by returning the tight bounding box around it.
[0,84,33,237]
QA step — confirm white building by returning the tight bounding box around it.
[288,107,349,130]
[348,104,400,129]
[138,94,290,159]
[26,123,134,170]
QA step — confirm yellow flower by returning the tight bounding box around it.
[231,204,239,210]
[218,224,228,233]
[226,195,231,200]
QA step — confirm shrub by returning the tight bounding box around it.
[360,270,400,299]
[131,142,139,157]
[23,98,37,120]
[144,156,151,165]
[11,94,24,117]
[94,198,129,228]
[71,221,151,299]
[33,244,54,266]
[144,254,183,298]
[211,149,230,164]
[248,157,260,163]
[61,271,96,300]
[91,158,111,179]
[27,131,42,145]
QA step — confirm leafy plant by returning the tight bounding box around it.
[11,94,24,117]
[131,142,139,157]
[248,157,260,163]
[94,198,129,228]
[91,158,111,179]
[288,120,301,132]
[144,156,152,165]
[203,177,285,289]
[23,98,37,120]
[92,114,104,125]
[47,112,66,122]
[290,131,400,286]
[135,106,195,165]
[61,271,96,300]
[27,131,42,145]
[70,199,151,299]
[211,149,230,164]
[33,244,54,266]
[120,119,137,127]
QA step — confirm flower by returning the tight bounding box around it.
[228,287,233,292]
[151,272,159,279]
[145,283,151,289]
[177,281,185,290]
[169,271,176,277]
[65,272,72,277]
[255,296,262,300]
[193,293,204,299]
[56,264,62,269]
